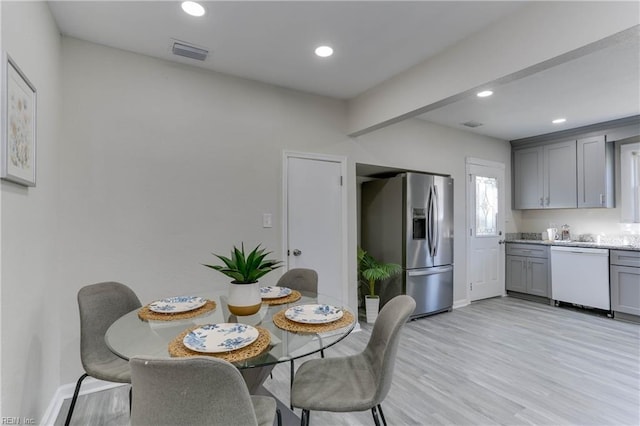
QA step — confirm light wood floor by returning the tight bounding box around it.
[56,296,640,426]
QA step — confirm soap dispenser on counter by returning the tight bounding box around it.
[561,224,571,241]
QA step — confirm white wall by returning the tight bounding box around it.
[1,1,61,419]
[57,37,349,383]
[322,118,514,304]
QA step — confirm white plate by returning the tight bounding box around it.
[285,304,344,324]
[148,296,207,313]
[183,323,259,353]
[260,286,292,299]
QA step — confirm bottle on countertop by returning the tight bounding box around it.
[561,224,571,241]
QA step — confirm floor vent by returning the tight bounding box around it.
[171,40,208,61]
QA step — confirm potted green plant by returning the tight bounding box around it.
[358,247,402,323]
[204,243,282,315]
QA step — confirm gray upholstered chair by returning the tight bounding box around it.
[276,268,318,294]
[290,295,416,426]
[275,268,323,407]
[65,281,142,426]
[129,356,281,426]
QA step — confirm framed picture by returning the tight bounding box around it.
[1,52,37,187]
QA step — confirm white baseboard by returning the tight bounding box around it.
[453,298,470,309]
[40,377,128,426]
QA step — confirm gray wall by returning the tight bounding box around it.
[57,37,349,384]
[1,1,62,417]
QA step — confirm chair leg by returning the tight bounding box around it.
[300,409,310,426]
[371,406,382,426]
[276,408,282,426]
[64,373,88,426]
[377,404,387,426]
[290,359,295,410]
[320,349,325,358]
[129,386,132,415]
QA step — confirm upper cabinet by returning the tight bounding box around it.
[513,147,544,209]
[513,140,577,209]
[545,140,578,209]
[620,141,640,222]
[577,135,614,208]
[511,116,639,211]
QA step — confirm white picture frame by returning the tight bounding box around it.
[1,52,37,187]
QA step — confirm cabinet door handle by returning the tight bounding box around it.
[600,194,605,205]
[540,197,544,206]
[546,196,550,206]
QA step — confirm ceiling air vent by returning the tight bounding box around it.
[462,120,483,128]
[171,40,208,61]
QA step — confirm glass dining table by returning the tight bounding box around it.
[105,287,356,421]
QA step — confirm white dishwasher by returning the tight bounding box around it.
[550,246,610,311]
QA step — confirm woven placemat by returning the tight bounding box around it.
[137,300,217,321]
[168,325,271,362]
[273,309,355,333]
[261,289,302,306]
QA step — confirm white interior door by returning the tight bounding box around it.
[284,153,346,305]
[466,158,505,301]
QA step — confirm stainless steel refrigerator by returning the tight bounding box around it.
[361,172,453,319]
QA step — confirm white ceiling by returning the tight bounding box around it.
[418,31,640,141]
[48,1,640,141]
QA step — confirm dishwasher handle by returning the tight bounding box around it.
[550,246,608,255]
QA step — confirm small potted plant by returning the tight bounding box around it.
[358,247,402,323]
[204,243,282,316]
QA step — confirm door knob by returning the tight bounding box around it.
[292,249,302,256]
[498,240,506,245]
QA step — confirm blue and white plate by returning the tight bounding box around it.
[284,304,344,324]
[148,296,207,313]
[260,286,292,299]
[183,323,259,353]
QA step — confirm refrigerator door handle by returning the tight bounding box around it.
[427,185,438,257]
[426,187,433,255]
[407,265,453,276]
[432,185,439,257]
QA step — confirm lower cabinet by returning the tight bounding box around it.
[610,250,640,317]
[506,244,550,298]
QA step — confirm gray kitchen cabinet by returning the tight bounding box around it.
[545,140,577,209]
[513,140,577,209]
[577,135,614,208]
[610,250,640,317]
[513,147,544,209]
[506,244,549,297]
[506,255,527,293]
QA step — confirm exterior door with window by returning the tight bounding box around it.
[467,159,505,301]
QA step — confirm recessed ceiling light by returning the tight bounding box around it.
[315,46,334,58]
[552,118,567,124]
[181,1,205,17]
[476,90,493,98]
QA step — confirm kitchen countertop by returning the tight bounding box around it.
[506,239,640,252]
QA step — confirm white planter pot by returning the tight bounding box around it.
[365,295,380,324]
[227,281,262,316]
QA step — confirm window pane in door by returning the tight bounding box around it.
[476,176,498,236]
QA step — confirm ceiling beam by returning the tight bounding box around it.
[347,1,640,137]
